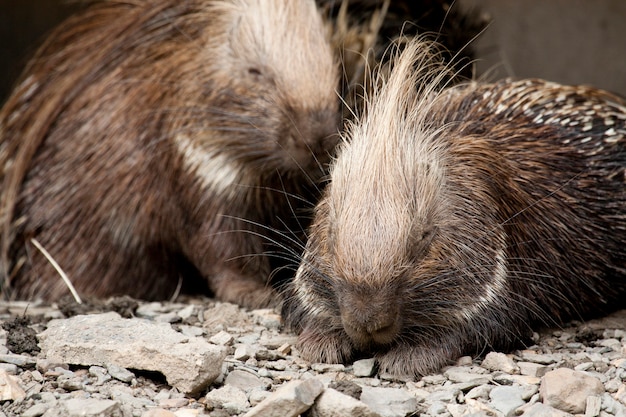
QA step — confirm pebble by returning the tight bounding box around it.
[205,385,250,415]
[443,367,492,385]
[41,398,122,417]
[22,403,54,417]
[482,352,520,374]
[106,364,135,383]
[360,387,417,417]
[209,330,234,346]
[517,361,549,377]
[224,369,268,392]
[242,378,324,417]
[233,344,257,362]
[489,385,528,416]
[353,358,377,377]
[310,363,346,373]
[0,353,37,367]
[310,388,380,417]
[540,368,605,414]
[519,351,559,365]
[0,368,26,401]
[142,410,177,417]
[520,402,575,417]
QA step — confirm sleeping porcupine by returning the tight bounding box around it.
[282,39,626,378]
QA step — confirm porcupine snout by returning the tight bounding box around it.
[338,285,403,347]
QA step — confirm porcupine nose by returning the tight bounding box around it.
[339,291,402,347]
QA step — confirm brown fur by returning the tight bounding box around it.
[282,39,626,377]
[0,0,340,306]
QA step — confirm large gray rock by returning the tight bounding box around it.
[38,312,226,394]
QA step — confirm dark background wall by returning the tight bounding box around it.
[1,0,625,105]
[0,0,82,103]
[459,0,626,97]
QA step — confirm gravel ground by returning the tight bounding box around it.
[0,297,624,417]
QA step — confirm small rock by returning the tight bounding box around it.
[540,368,604,414]
[310,388,380,417]
[158,398,189,408]
[519,351,558,365]
[209,331,234,346]
[154,312,181,323]
[517,361,548,377]
[36,359,69,374]
[427,401,448,415]
[110,388,156,409]
[106,363,135,383]
[489,386,526,417]
[465,384,494,400]
[224,369,268,392]
[177,305,196,320]
[251,309,282,330]
[41,398,122,417]
[57,373,85,391]
[0,363,18,374]
[249,389,271,406]
[258,333,298,350]
[493,373,541,386]
[23,403,54,417]
[38,312,227,394]
[421,374,447,385]
[89,366,112,385]
[482,352,519,374]
[311,363,346,373]
[585,396,601,417]
[429,386,460,403]
[519,403,575,417]
[360,387,417,417]
[206,385,250,414]
[0,368,26,401]
[203,303,251,329]
[242,378,324,417]
[276,343,292,355]
[456,356,473,366]
[353,358,376,377]
[142,409,177,417]
[601,392,626,416]
[443,367,492,385]
[177,325,204,338]
[172,409,200,417]
[234,344,257,362]
[328,380,362,400]
[0,353,37,367]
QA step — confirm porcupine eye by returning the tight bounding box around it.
[410,225,436,261]
[248,67,262,78]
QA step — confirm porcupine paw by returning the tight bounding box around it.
[210,271,279,309]
[376,342,461,379]
[296,326,355,365]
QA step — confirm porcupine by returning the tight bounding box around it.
[282,38,626,377]
[0,0,340,307]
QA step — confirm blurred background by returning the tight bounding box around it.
[0,0,625,104]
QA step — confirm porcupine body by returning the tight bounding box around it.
[282,39,626,377]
